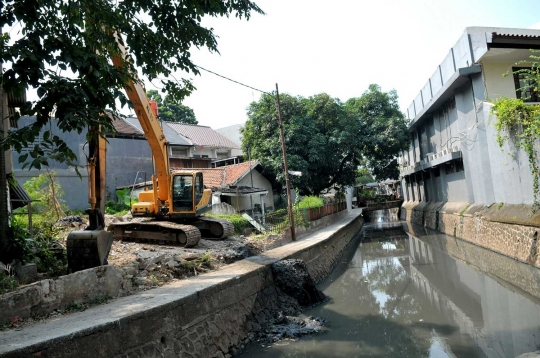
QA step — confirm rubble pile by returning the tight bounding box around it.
[249,259,328,345]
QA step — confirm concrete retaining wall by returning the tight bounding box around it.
[0,210,363,358]
[0,211,351,326]
[401,201,540,268]
[0,265,128,325]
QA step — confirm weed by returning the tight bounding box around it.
[498,202,504,209]
[0,271,18,294]
[88,294,111,305]
[206,214,250,234]
[459,205,470,216]
[64,301,84,313]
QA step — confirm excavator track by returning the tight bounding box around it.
[194,217,235,240]
[108,221,200,247]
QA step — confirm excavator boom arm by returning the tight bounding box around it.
[111,42,170,206]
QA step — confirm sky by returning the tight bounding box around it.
[143,0,540,130]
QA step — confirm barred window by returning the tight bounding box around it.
[513,67,539,103]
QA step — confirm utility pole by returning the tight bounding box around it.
[0,63,9,258]
[275,83,296,241]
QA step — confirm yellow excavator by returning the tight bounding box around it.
[66,37,233,272]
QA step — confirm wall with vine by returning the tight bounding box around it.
[490,50,540,210]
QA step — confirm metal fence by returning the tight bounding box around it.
[255,202,347,234]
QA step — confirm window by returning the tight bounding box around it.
[195,173,203,204]
[171,147,188,157]
[172,175,193,212]
[513,67,539,102]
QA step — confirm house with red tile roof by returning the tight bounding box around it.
[171,160,274,214]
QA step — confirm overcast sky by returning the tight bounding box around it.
[145,0,540,130]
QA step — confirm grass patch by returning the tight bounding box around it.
[498,202,504,210]
[459,204,470,216]
[296,196,324,209]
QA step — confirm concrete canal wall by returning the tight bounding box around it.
[0,210,363,358]
[401,201,540,268]
[404,225,540,357]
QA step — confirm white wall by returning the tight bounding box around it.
[232,169,274,211]
[481,61,520,101]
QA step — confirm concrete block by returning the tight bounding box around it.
[15,263,37,284]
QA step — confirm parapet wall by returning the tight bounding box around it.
[401,201,540,268]
[0,211,363,358]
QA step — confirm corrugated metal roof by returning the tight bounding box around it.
[9,178,31,209]
[495,32,540,38]
[111,118,144,137]
[165,122,240,149]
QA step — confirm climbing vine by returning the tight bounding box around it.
[491,50,540,210]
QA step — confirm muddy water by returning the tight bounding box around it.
[241,211,540,358]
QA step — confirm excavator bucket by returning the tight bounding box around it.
[66,229,113,272]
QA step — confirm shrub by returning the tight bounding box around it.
[296,196,324,209]
[207,214,251,234]
[21,170,67,220]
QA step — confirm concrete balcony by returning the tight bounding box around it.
[400,147,462,177]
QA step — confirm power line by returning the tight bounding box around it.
[195,65,272,95]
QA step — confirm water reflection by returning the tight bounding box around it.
[241,215,540,358]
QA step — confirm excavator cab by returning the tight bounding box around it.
[172,174,194,212]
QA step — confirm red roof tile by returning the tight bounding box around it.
[165,122,240,149]
[198,168,225,189]
[224,161,257,185]
[171,161,258,189]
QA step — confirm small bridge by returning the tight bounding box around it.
[360,199,403,213]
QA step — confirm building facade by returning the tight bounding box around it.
[399,27,540,206]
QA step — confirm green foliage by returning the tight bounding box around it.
[0,272,18,294]
[491,52,540,210]
[356,167,375,186]
[492,97,540,209]
[11,217,67,277]
[147,90,198,124]
[358,189,376,200]
[64,301,85,313]
[21,171,66,220]
[242,85,408,196]
[296,196,324,209]
[116,188,137,207]
[207,214,251,234]
[1,0,263,169]
[105,188,136,214]
[345,85,409,180]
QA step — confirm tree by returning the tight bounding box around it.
[242,85,408,196]
[0,0,262,261]
[0,0,262,170]
[345,84,409,180]
[356,166,374,186]
[243,93,362,196]
[147,90,198,124]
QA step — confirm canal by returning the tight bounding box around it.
[241,210,540,358]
